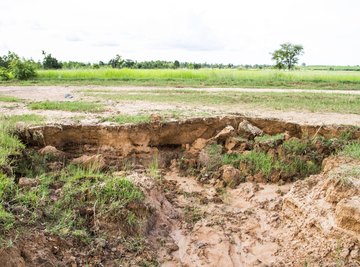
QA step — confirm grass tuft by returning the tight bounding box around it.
[105,114,150,124]
[0,95,21,102]
[28,101,105,112]
[340,142,360,159]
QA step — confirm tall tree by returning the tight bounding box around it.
[271,43,304,70]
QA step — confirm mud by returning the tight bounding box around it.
[1,116,360,266]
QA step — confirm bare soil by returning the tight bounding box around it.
[1,86,360,266]
[1,86,360,126]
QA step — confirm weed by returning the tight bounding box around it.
[200,143,223,171]
[5,114,44,125]
[222,153,242,167]
[104,114,150,124]
[184,206,204,224]
[0,95,21,102]
[139,259,159,267]
[255,133,284,144]
[0,232,18,248]
[147,157,161,180]
[340,142,360,159]
[0,205,15,232]
[282,138,308,155]
[122,236,145,253]
[48,166,145,240]
[329,165,360,186]
[28,101,104,112]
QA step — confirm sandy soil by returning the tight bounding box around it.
[1,85,360,126]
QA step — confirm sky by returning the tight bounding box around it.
[0,0,359,65]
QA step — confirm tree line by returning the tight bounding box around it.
[0,43,305,80]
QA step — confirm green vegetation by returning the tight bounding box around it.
[39,69,360,89]
[0,95,21,102]
[0,114,44,233]
[28,101,105,112]
[0,114,44,165]
[340,142,360,159]
[255,133,285,144]
[147,157,161,180]
[49,165,144,239]
[0,52,37,80]
[105,114,151,124]
[221,136,336,181]
[85,89,360,114]
[271,43,304,70]
[329,165,360,186]
[1,68,359,89]
[201,144,223,171]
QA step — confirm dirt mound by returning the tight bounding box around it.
[279,157,360,266]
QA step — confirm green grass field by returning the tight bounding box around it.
[2,69,360,90]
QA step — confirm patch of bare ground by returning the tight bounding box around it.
[1,86,360,126]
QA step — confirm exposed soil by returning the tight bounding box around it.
[1,86,360,126]
[0,87,360,266]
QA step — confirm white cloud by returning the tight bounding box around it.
[0,0,359,64]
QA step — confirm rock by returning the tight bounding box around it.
[221,165,242,188]
[71,154,106,170]
[284,131,291,141]
[224,137,244,152]
[150,113,162,123]
[18,177,40,188]
[238,120,263,138]
[188,138,208,155]
[64,93,74,99]
[211,126,235,143]
[38,146,66,159]
[335,196,360,234]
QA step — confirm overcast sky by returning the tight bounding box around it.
[0,0,359,65]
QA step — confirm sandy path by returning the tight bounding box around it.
[1,86,360,126]
[1,86,360,101]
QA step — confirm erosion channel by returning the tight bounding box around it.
[1,115,360,267]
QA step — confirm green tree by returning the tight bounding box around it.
[271,43,304,70]
[42,51,62,69]
[174,60,180,69]
[109,54,124,68]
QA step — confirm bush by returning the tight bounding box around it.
[0,67,10,81]
[10,59,37,80]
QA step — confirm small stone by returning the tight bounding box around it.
[39,145,66,159]
[150,114,162,123]
[350,247,359,259]
[238,120,263,138]
[18,177,39,188]
[221,165,242,188]
[71,154,105,170]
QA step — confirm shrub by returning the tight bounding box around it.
[10,59,37,80]
[0,67,10,81]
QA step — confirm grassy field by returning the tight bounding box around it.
[1,69,360,90]
[84,89,360,114]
